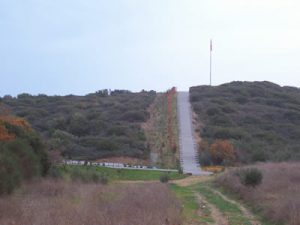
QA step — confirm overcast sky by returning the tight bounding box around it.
[1,0,300,96]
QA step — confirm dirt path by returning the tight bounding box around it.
[210,189,261,225]
[196,193,228,225]
[171,176,213,187]
[173,176,261,225]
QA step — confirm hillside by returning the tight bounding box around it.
[190,81,300,164]
[0,115,49,194]
[0,90,156,160]
[143,88,179,169]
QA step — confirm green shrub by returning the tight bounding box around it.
[4,140,41,179]
[0,151,22,194]
[178,167,183,174]
[70,167,108,184]
[1,91,156,161]
[159,174,169,183]
[190,81,300,163]
[199,151,212,166]
[237,168,263,188]
[251,151,268,162]
[99,176,108,185]
[47,166,63,179]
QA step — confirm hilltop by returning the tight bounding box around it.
[0,90,156,161]
[190,81,300,164]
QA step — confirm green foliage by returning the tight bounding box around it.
[0,150,22,194]
[190,81,300,163]
[237,168,263,188]
[61,165,186,181]
[47,166,63,179]
[159,174,170,183]
[0,122,50,195]
[2,90,156,160]
[69,167,108,184]
[195,184,252,225]
[199,150,212,166]
[170,184,207,222]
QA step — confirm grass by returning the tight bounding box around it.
[216,162,300,225]
[195,183,252,225]
[143,89,180,169]
[60,165,187,181]
[170,184,214,224]
[0,179,182,225]
[214,185,272,225]
[170,184,199,219]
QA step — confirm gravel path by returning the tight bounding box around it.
[177,92,208,175]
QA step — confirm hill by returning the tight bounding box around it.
[0,90,156,160]
[190,81,300,164]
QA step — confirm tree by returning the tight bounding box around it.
[210,139,236,165]
[0,116,50,195]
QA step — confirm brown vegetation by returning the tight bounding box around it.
[216,162,300,225]
[0,124,15,141]
[0,116,31,141]
[143,89,179,168]
[0,115,31,131]
[0,179,182,225]
[210,139,236,165]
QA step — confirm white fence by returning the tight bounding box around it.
[62,160,178,172]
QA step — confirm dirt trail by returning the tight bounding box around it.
[173,176,261,225]
[210,189,261,225]
[171,176,212,187]
[196,193,228,225]
[174,176,228,225]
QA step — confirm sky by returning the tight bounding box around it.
[1,0,300,96]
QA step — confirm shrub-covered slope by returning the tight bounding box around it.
[143,88,179,169]
[1,90,156,160]
[0,116,50,194]
[190,81,300,163]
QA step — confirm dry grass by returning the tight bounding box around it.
[201,166,225,173]
[143,93,179,169]
[216,162,300,225]
[0,179,182,225]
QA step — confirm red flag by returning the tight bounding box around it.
[210,39,212,52]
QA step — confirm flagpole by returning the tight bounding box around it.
[210,39,212,86]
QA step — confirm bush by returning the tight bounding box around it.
[178,167,183,174]
[159,174,169,183]
[70,167,108,184]
[199,150,212,166]
[47,166,63,179]
[0,118,50,195]
[0,151,22,194]
[237,168,263,188]
[210,139,236,166]
[99,176,108,185]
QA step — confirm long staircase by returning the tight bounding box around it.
[177,92,204,175]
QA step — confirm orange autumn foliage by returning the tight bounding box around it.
[0,125,15,141]
[0,116,31,141]
[210,139,236,165]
